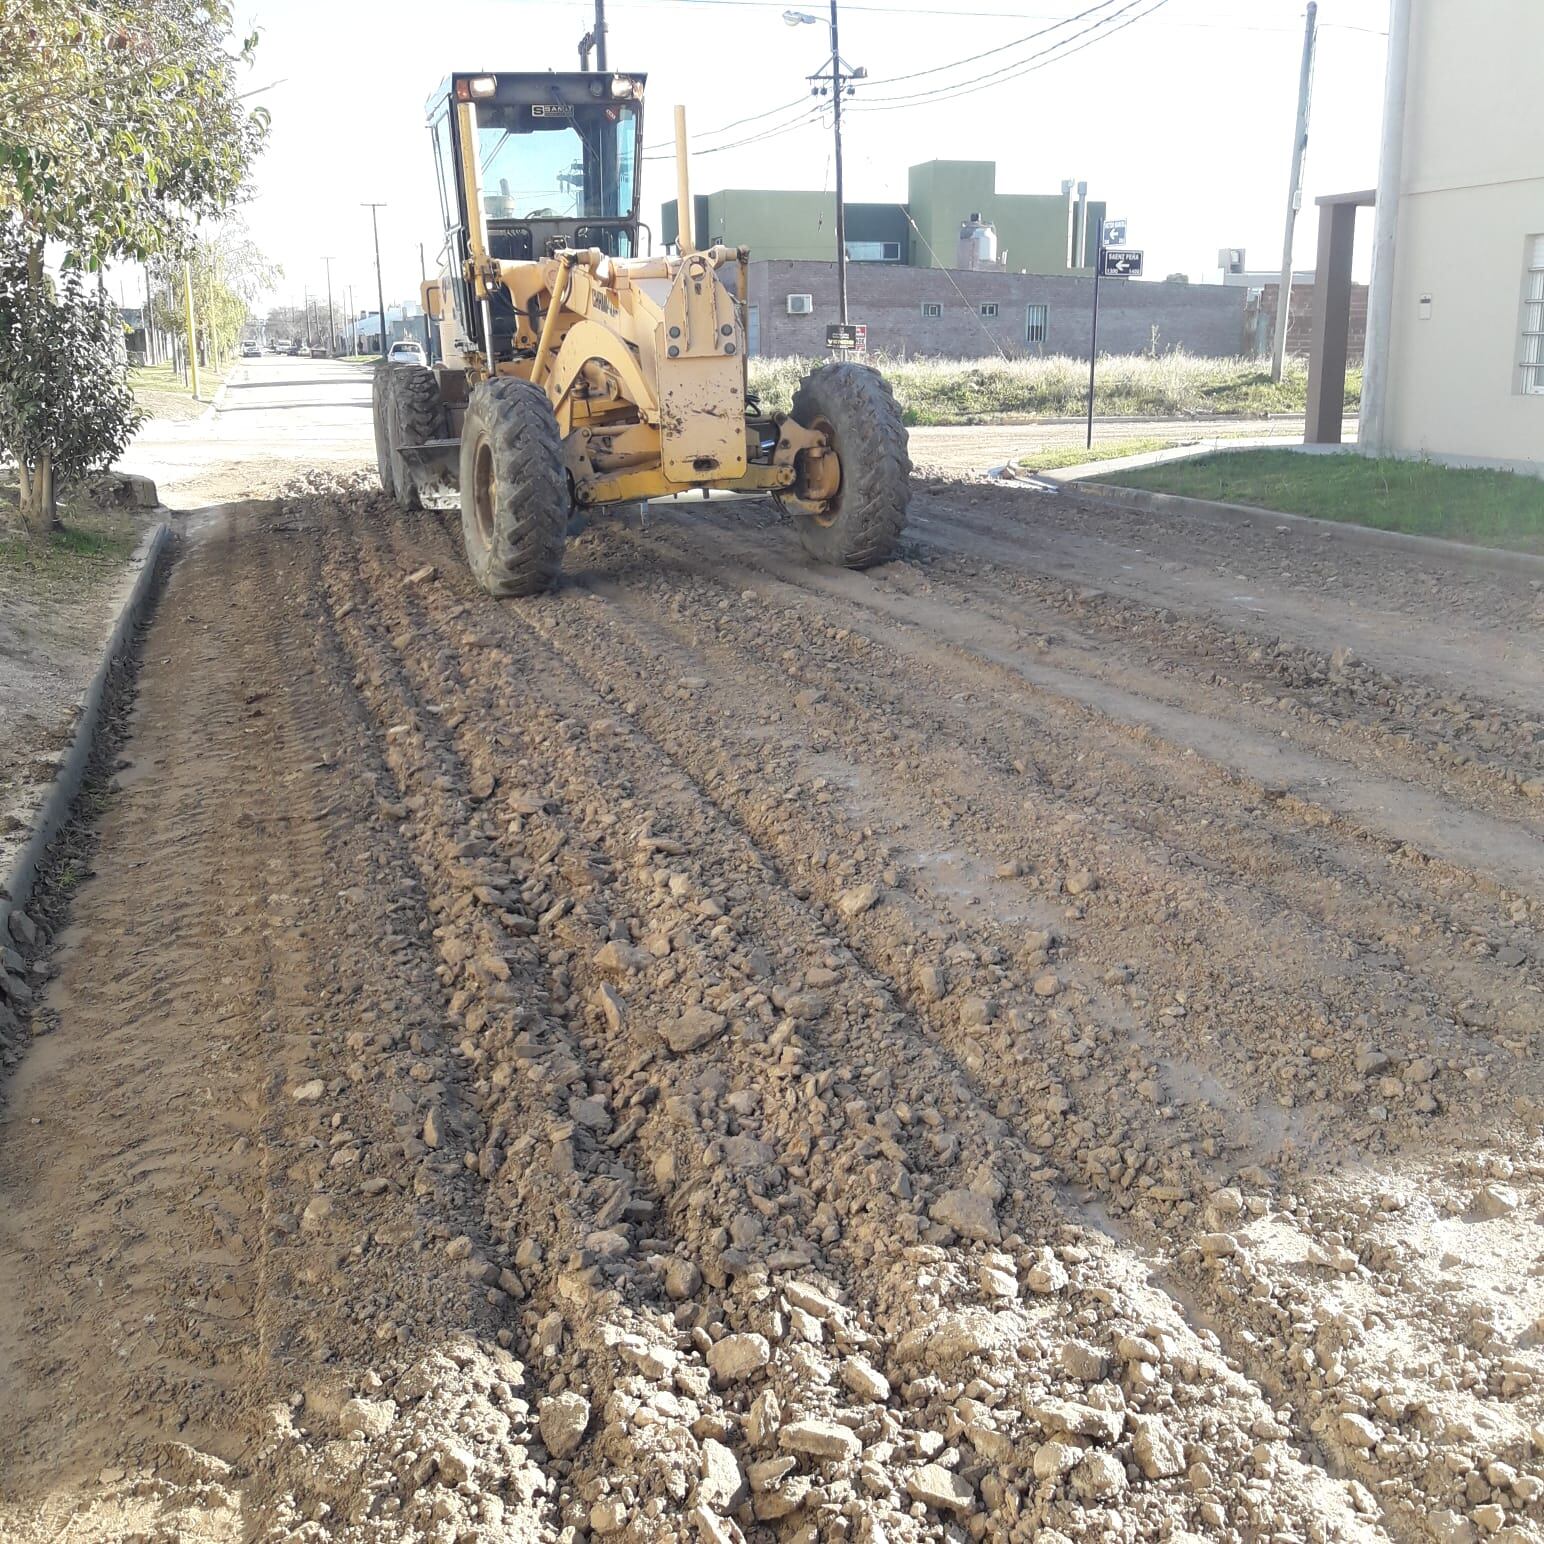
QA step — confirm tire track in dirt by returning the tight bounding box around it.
[382,494,1531,1531]
[909,485,1544,712]
[0,509,561,1540]
[630,502,1543,903]
[3,478,1538,1542]
[326,495,1388,1539]
[879,538,1542,812]
[581,511,1538,1072]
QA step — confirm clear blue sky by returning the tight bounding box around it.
[222,0,1390,318]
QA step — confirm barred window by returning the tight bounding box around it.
[1026,303,1049,344]
[921,302,943,318]
[979,302,999,318]
[1522,235,1544,395]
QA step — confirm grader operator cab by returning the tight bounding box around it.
[373,70,910,596]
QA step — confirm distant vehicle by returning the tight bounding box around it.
[387,339,427,367]
[240,340,260,358]
[289,341,304,356]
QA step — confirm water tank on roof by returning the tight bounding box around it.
[956,213,998,271]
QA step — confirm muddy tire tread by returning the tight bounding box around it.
[386,366,446,514]
[459,377,568,598]
[789,362,911,568]
[371,365,395,497]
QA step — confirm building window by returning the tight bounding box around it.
[1523,235,1544,395]
[921,302,943,319]
[979,302,999,319]
[847,240,901,262]
[1026,303,1049,344]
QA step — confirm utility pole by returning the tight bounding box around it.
[303,286,313,347]
[1086,217,1103,449]
[182,260,201,400]
[363,202,388,359]
[798,3,863,331]
[419,242,433,361]
[580,0,607,69]
[347,285,355,354]
[322,256,337,358]
[1271,0,1317,383]
[829,0,847,327]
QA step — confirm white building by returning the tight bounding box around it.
[350,304,429,356]
[1360,0,1544,473]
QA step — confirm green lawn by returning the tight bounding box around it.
[1090,449,1544,554]
[1018,436,1190,471]
[129,359,230,421]
[749,353,1361,427]
[0,477,141,599]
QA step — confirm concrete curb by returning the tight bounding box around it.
[196,376,231,425]
[1029,435,1327,485]
[0,521,172,937]
[1059,480,1544,581]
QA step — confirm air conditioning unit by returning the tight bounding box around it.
[786,294,814,315]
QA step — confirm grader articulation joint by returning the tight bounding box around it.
[373,70,910,596]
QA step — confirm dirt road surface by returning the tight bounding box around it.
[0,365,1540,1544]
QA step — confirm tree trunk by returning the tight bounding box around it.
[16,456,59,535]
[14,243,61,535]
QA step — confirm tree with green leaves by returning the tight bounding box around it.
[149,226,280,370]
[0,1,269,530]
[0,228,142,524]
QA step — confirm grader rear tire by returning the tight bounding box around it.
[785,362,911,568]
[371,364,396,498]
[385,365,447,513]
[458,377,569,598]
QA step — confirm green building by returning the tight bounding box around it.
[662,160,1104,274]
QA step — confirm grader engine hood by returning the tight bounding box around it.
[654,254,747,482]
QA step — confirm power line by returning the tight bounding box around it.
[641,102,826,162]
[856,0,1163,104]
[851,0,1171,111]
[640,93,811,153]
[861,0,1120,87]
[609,0,1352,29]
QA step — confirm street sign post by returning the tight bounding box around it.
[1087,223,1144,448]
[826,321,867,353]
[1099,247,1144,278]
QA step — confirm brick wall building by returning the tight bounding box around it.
[746,260,1248,360]
[1245,282,1370,361]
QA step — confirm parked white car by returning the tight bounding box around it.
[387,339,427,367]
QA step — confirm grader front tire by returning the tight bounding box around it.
[386,365,447,513]
[372,365,396,498]
[786,362,911,569]
[458,378,569,598]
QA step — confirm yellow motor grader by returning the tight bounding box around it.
[373,70,909,596]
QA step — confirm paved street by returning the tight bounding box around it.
[121,353,376,505]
